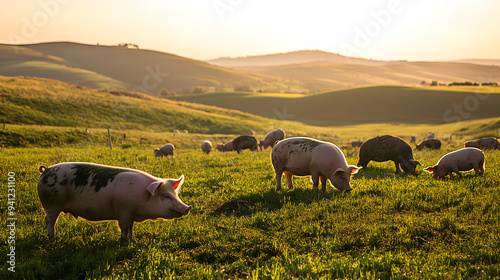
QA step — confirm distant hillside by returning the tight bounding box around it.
[168,86,500,126]
[455,59,500,67]
[207,50,387,68]
[238,61,500,91]
[208,50,500,91]
[0,42,304,94]
[0,75,275,134]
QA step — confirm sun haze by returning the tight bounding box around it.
[1,0,499,61]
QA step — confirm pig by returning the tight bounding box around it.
[259,128,286,150]
[424,148,485,179]
[427,133,435,139]
[410,136,417,143]
[271,137,360,192]
[37,162,191,240]
[201,140,212,154]
[154,143,174,157]
[416,139,442,151]
[357,135,421,175]
[233,135,258,153]
[464,137,500,150]
[216,140,233,152]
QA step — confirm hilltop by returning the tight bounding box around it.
[207,50,387,68]
[2,43,499,95]
[208,50,500,91]
[0,42,304,94]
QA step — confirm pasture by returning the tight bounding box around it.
[1,126,499,279]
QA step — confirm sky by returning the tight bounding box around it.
[1,0,499,61]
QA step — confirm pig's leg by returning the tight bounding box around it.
[45,210,61,239]
[275,171,283,191]
[128,222,134,239]
[394,161,402,174]
[284,171,294,189]
[118,217,133,240]
[311,173,320,190]
[320,176,327,192]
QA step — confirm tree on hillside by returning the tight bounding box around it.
[159,88,176,97]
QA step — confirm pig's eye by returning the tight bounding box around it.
[162,194,170,199]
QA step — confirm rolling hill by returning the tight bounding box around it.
[168,86,500,126]
[208,50,500,91]
[0,42,304,94]
[207,50,388,68]
[0,75,276,134]
[3,43,499,96]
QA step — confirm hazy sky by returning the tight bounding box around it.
[1,0,499,61]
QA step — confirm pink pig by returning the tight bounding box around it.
[259,128,286,150]
[271,137,360,192]
[37,162,191,240]
[424,148,485,179]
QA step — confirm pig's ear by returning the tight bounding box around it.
[168,175,185,192]
[423,166,434,173]
[333,168,346,176]
[348,165,361,175]
[147,181,164,196]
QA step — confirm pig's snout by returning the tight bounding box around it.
[183,205,192,215]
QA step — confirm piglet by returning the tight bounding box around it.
[37,162,191,240]
[424,148,485,179]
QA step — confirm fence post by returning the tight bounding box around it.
[108,129,113,150]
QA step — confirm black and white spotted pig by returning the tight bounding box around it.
[37,162,191,240]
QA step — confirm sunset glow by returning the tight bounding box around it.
[1,0,499,61]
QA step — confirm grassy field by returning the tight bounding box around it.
[1,123,500,279]
[2,75,500,279]
[168,86,500,126]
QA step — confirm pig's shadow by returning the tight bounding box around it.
[210,187,350,217]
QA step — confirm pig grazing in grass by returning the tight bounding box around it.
[259,128,286,150]
[37,162,191,240]
[201,140,212,154]
[416,138,442,151]
[357,135,421,175]
[271,137,360,192]
[217,140,233,152]
[233,135,258,153]
[424,148,485,179]
[154,143,175,157]
[464,137,500,150]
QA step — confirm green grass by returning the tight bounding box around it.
[2,75,500,279]
[0,76,279,135]
[1,131,499,279]
[0,60,128,90]
[168,86,500,126]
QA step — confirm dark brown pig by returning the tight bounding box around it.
[357,135,421,175]
[233,135,258,153]
[464,137,500,150]
[416,139,442,151]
